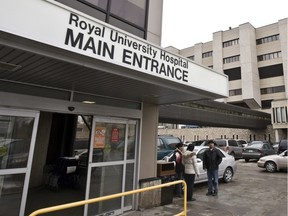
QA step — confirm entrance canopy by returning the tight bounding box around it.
[0,0,228,105]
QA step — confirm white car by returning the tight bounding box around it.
[161,146,237,184]
[257,150,288,172]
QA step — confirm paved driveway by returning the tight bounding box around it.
[124,159,287,216]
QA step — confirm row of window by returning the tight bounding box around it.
[189,51,280,64]
[223,55,240,64]
[202,51,213,58]
[272,106,288,123]
[223,38,239,48]
[257,51,281,61]
[229,89,242,96]
[256,34,279,45]
[260,85,285,94]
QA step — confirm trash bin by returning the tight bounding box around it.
[157,162,176,205]
[160,175,176,205]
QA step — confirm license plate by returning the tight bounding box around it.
[248,150,253,153]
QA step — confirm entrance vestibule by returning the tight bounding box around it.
[24,112,138,216]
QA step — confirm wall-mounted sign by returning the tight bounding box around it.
[0,0,228,98]
[94,127,106,148]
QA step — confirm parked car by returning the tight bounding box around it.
[277,139,287,154]
[237,139,249,148]
[242,141,275,162]
[157,135,183,160]
[191,140,209,146]
[257,150,288,172]
[160,146,237,183]
[214,139,243,159]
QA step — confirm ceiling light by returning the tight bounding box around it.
[82,101,96,104]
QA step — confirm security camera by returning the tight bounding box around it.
[68,106,75,111]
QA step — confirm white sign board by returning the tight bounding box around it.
[0,0,228,97]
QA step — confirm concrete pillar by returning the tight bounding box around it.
[139,103,159,179]
[213,31,224,74]
[239,23,261,109]
[275,129,280,142]
[29,112,52,187]
[278,18,288,98]
[194,43,203,64]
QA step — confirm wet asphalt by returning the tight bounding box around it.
[123,159,287,216]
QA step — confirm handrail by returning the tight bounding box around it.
[29,180,187,216]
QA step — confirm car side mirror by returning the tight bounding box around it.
[197,158,202,163]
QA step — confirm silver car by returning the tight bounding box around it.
[257,150,288,172]
[162,146,237,184]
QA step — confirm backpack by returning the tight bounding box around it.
[169,151,184,172]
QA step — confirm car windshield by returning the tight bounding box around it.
[249,143,263,148]
[166,138,182,147]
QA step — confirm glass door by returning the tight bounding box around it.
[0,108,39,216]
[85,117,138,216]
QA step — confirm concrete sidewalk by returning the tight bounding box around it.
[122,197,234,216]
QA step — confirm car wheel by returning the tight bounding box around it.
[245,159,249,162]
[223,167,233,183]
[265,161,277,173]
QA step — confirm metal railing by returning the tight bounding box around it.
[29,180,187,216]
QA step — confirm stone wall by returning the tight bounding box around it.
[158,125,287,143]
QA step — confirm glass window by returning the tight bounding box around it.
[0,174,25,216]
[58,0,147,39]
[259,64,284,79]
[228,140,238,146]
[110,0,146,27]
[109,16,145,38]
[157,138,164,150]
[73,115,92,167]
[197,149,206,161]
[223,55,240,64]
[92,122,126,162]
[224,67,241,81]
[215,140,225,147]
[256,34,279,45]
[88,165,123,215]
[82,0,108,10]
[282,107,288,123]
[127,124,136,160]
[0,116,34,169]
[276,108,281,123]
[261,100,272,109]
[202,51,213,58]
[124,163,134,207]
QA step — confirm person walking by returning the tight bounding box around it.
[169,142,184,197]
[203,140,222,196]
[182,144,199,201]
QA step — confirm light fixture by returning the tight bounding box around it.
[0,61,22,71]
[82,101,96,104]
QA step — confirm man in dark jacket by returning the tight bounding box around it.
[203,140,222,196]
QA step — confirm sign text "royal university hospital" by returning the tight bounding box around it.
[64,13,189,83]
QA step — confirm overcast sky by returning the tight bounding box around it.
[161,0,288,49]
